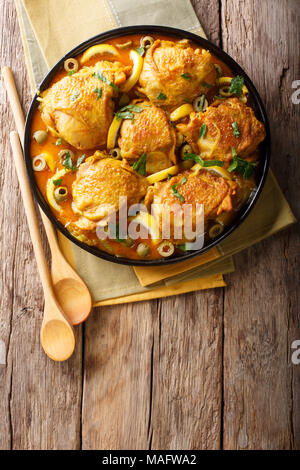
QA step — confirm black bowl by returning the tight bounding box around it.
[24,25,271,266]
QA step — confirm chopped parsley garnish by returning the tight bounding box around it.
[232,121,240,138]
[170,120,176,129]
[199,124,207,138]
[228,147,256,179]
[53,178,62,186]
[181,176,187,185]
[172,183,185,202]
[115,104,143,120]
[93,87,102,100]
[183,98,191,103]
[181,73,191,80]
[202,81,212,88]
[229,75,244,97]
[92,71,119,92]
[167,173,172,180]
[67,70,76,76]
[56,138,62,146]
[183,153,224,168]
[71,90,80,101]
[108,223,127,243]
[198,94,206,112]
[213,95,226,100]
[136,46,145,57]
[157,92,167,100]
[177,244,189,252]
[63,152,85,172]
[132,153,147,176]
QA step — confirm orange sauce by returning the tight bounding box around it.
[30,34,238,260]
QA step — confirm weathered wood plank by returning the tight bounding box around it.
[191,0,221,45]
[150,291,223,450]
[82,302,154,450]
[221,0,300,449]
[0,0,82,450]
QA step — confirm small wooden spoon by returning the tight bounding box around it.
[2,66,92,325]
[10,131,75,361]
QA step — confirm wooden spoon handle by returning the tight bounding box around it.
[9,131,53,295]
[2,66,62,255]
[2,67,25,138]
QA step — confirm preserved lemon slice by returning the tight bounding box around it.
[131,211,161,243]
[46,169,67,212]
[81,44,119,64]
[217,77,248,95]
[191,163,232,180]
[146,164,179,184]
[170,103,193,122]
[42,151,57,171]
[121,50,143,93]
[107,115,122,149]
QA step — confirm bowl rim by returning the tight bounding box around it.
[24,25,271,267]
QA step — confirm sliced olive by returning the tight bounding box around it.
[180,143,193,158]
[157,241,175,258]
[109,148,121,159]
[140,36,155,49]
[208,223,224,239]
[54,186,68,202]
[64,58,79,73]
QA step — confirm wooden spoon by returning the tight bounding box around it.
[10,131,75,361]
[2,66,92,325]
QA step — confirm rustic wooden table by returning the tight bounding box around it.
[0,0,299,450]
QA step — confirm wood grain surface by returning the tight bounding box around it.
[0,0,299,450]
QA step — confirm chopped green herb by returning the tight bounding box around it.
[198,94,206,112]
[172,183,185,202]
[183,153,224,168]
[167,173,172,180]
[157,92,167,100]
[115,104,143,121]
[177,244,189,252]
[132,153,147,176]
[76,154,86,168]
[62,152,75,171]
[199,124,207,138]
[170,120,176,129]
[213,95,226,100]
[202,81,212,88]
[56,138,62,146]
[232,121,240,138]
[92,71,119,92]
[93,87,102,100]
[183,98,191,103]
[181,73,191,80]
[71,90,80,101]
[109,223,127,243]
[229,75,244,97]
[181,176,187,185]
[136,46,145,57]
[231,147,238,158]
[67,70,76,76]
[53,178,62,186]
[228,149,257,179]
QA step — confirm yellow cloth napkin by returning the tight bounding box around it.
[17,0,296,305]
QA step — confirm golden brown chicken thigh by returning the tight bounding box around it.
[145,168,237,243]
[177,97,266,162]
[138,40,217,108]
[118,101,177,172]
[72,154,148,223]
[40,60,131,150]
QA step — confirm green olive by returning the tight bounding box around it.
[180,143,192,158]
[109,148,121,159]
[140,36,155,49]
[119,93,130,107]
[137,242,150,257]
[208,223,224,239]
[54,186,68,202]
[33,130,48,144]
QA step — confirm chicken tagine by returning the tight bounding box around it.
[30,34,266,260]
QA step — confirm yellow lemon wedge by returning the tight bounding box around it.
[121,50,143,93]
[191,163,232,180]
[146,164,179,184]
[46,169,68,212]
[170,103,193,122]
[131,211,161,243]
[81,44,119,64]
[42,151,57,172]
[107,115,122,149]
